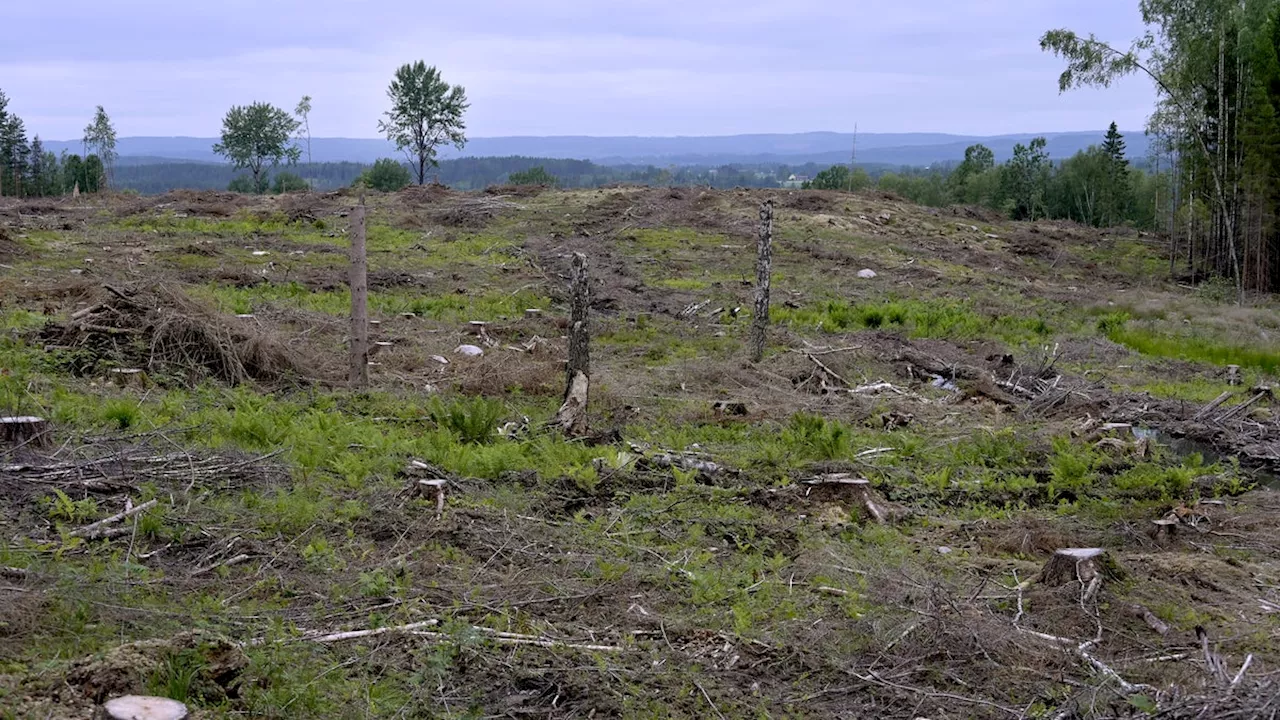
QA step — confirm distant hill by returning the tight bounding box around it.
[42,130,1150,168]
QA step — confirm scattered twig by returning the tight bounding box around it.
[798,351,849,388]
[191,553,250,577]
[1229,654,1254,691]
[296,619,624,653]
[69,499,158,539]
[694,680,727,720]
[849,669,1022,717]
[303,620,441,644]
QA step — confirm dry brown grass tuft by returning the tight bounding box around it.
[451,352,561,397]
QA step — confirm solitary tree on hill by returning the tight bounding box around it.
[213,102,301,194]
[378,62,469,185]
[295,95,313,165]
[1102,122,1127,168]
[83,106,117,188]
[1100,122,1131,226]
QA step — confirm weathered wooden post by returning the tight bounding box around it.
[348,195,370,389]
[749,199,774,363]
[554,253,590,435]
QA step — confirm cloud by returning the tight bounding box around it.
[0,0,1158,139]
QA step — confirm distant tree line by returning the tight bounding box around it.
[800,124,1169,231]
[0,89,112,197]
[1043,0,1280,294]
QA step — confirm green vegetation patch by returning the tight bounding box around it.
[1104,316,1280,374]
[775,297,1052,343]
[197,281,549,323]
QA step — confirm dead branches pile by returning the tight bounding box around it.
[40,283,307,385]
[1194,384,1274,426]
[3,445,287,496]
[429,196,521,228]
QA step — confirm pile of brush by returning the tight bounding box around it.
[41,283,307,385]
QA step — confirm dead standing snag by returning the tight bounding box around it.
[348,195,369,389]
[749,199,774,363]
[553,252,590,435]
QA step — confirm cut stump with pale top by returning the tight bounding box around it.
[1,416,51,450]
[804,474,898,524]
[99,695,189,720]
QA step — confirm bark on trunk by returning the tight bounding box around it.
[749,199,774,363]
[349,196,369,389]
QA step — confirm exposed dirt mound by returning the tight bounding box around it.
[485,182,550,197]
[4,632,246,718]
[38,283,309,385]
[397,183,454,205]
[949,204,1006,223]
[429,195,522,228]
[159,189,254,217]
[778,190,839,212]
[576,187,757,238]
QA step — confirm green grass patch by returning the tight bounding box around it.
[623,228,729,253]
[775,297,1052,343]
[652,277,711,291]
[118,212,290,237]
[1108,324,1280,374]
[197,281,550,323]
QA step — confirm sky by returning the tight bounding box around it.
[0,0,1158,141]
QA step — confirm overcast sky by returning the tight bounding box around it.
[1,0,1156,141]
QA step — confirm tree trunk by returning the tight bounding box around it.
[564,252,590,396]
[348,195,369,389]
[554,253,590,436]
[0,416,51,450]
[749,199,774,363]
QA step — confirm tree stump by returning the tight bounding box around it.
[1040,548,1122,601]
[0,416,51,450]
[418,479,447,519]
[1148,517,1179,544]
[98,696,188,720]
[108,368,146,389]
[748,199,774,363]
[1226,364,1242,386]
[805,474,896,524]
